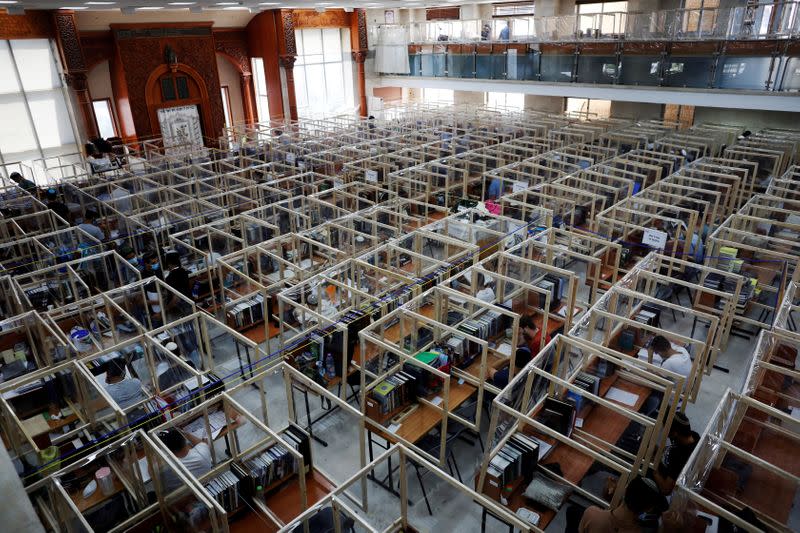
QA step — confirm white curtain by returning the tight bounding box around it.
[374,26,411,75]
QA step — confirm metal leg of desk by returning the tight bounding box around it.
[480,507,513,533]
[291,384,328,447]
[365,429,413,506]
[413,462,432,515]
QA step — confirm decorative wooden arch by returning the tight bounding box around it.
[144,62,214,140]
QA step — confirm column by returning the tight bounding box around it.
[352,50,368,117]
[279,55,298,121]
[240,72,257,124]
[53,11,99,142]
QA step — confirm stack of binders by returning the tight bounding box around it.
[227,293,265,330]
[204,471,241,512]
[485,433,540,500]
[366,371,417,420]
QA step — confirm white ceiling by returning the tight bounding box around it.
[2,1,439,12]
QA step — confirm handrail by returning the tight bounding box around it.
[369,1,800,45]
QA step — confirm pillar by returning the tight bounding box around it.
[53,11,99,143]
[350,9,369,117]
[352,50,368,117]
[240,72,257,124]
[279,55,298,121]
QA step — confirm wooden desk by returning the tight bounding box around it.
[390,380,477,445]
[230,469,335,533]
[70,472,125,514]
[492,374,650,530]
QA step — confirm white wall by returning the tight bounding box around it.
[87,60,119,134]
[216,55,244,126]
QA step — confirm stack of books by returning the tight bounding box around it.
[718,246,740,273]
[235,439,302,495]
[227,293,265,330]
[538,396,577,437]
[366,371,417,420]
[567,372,601,413]
[455,309,506,367]
[485,433,540,499]
[204,471,241,512]
[634,304,660,327]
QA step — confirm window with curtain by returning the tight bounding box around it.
[575,1,628,34]
[486,92,525,111]
[251,58,269,122]
[0,39,78,177]
[294,28,355,119]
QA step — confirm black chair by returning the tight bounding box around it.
[290,506,355,533]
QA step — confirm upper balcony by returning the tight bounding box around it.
[370,2,800,94]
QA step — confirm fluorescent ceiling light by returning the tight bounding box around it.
[85,1,116,4]
[258,1,279,4]
[168,2,196,4]
[137,5,164,9]
[215,1,238,4]
[60,6,89,9]
[0,1,19,4]
[223,6,251,9]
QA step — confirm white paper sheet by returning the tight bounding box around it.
[605,386,639,407]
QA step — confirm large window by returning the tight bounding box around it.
[294,28,355,119]
[0,39,78,174]
[251,58,270,122]
[486,92,525,111]
[566,97,611,119]
[493,2,535,17]
[92,99,118,139]
[575,1,628,35]
[421,88,454,105]
[682,0,719,33]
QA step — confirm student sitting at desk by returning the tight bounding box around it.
[579,475,664,533]
[640,335,692,379]
[103,358,146,410]
[158,428,214,491]
[164,253,192,313]
[78,210,107,243]
[487,315,548,388]
[9,171,37,192]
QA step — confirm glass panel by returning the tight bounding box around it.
[161,77,176,101]
[305,63,326,112]
[0,41,20,95]
[295,66,308,109]
[322,28,342,62]
[0,93,38,154]
[28,90,75,149]
[302,29,324,63]
[324,63,344,104]
[93,100,116,138]
[176,76,189,99]
[220,88,231,129]
[10,39,61,92]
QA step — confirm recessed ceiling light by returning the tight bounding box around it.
[85,1,116,4]
[60,6,89,9]
[168,2,196,4]
[223,6,250,9]
[137,6,164,9]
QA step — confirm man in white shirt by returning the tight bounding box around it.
[158,428,212,492]
[646,335,692,378]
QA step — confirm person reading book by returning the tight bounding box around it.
[645,335,692,379]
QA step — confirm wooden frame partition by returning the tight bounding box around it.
[670,389,800,533]
[476,334,675,531]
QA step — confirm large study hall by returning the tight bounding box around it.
[0,1,798,532]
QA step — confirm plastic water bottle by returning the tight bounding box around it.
[325,352,335,379]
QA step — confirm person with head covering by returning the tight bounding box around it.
[579,476,665,533]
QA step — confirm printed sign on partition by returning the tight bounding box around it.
[642,228,668,250]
